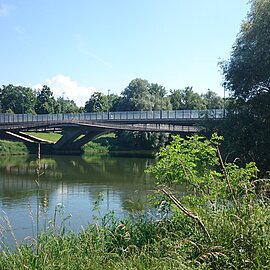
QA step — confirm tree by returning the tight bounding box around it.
[0,85,37,114]
[35,85,56,114]
[221,0,270,99]
[118,78,172,111]
[85,92,108,112]
[55,97,79,113]
[114,79,172,149]
[119,78,153,111]
[169,87,205,110]
[220,0,270,173]
[107,93,121,112]
[201,89,223,109]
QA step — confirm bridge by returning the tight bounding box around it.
[0,109,224,154]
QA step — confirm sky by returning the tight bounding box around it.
[0,0,251,106]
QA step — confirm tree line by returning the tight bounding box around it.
[0,80,223,115]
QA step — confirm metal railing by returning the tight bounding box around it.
[0,109,225,124]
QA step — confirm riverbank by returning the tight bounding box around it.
[0,140,28,156]
[1,201,269,269]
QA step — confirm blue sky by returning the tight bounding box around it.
[0,1,250,106]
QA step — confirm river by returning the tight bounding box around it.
[0,153,156,248]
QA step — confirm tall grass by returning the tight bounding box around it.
[1,198,269,269]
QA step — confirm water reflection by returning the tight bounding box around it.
[0,154,155,247]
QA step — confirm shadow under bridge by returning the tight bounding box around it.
[47,120,198,154]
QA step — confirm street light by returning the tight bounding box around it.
[62,92,65,120]
[22,94,25,121]
[107,89,110,119]
[223,86,226,117]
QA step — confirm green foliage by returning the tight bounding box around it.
[219,0,270,173]
[84,92,108,112]
[0,84,37,113]
[55,97,79,113]
[118,78,172,111]
[147,133,270,269]
[82,141,109,152]
[169,87,224,110]
[35,85,57,114]
[148,135,222,195]
[169,87,205,110]
[0,140,28,155]
[116,130,170,150]
[201,89,224,109]
[221,0,270,99]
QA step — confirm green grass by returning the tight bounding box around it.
[0,140,28,155]
[25,132,62,143]
[1,201,270,269]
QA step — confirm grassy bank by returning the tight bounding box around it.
[0,140,28,156]
[1,202,269,270]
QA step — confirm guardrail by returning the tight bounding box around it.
[0,109,225,124]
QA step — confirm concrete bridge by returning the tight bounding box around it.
[0,109,224,154]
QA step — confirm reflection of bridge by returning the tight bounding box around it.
[0,109,224,154]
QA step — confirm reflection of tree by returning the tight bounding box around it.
[0,154,155,213]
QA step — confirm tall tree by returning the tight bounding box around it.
[84,92,108,112]
[116,78,171,149]
[169,87,205,110]
[55,97,79,113]
[220,0,270,173]
[221,0,270,99]
[120,78,153,111]
[201,89,223,109]
[35,85,56,114]
[118,78,171,111]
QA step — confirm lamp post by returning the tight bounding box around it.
[22,94,25,121]
[107,89,110,119]
[223,86,226,117]
[62,92,65,120]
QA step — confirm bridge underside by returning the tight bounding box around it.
[0,126,112,155]
[0,120,201,155]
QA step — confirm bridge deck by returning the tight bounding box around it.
[0,109,225,131]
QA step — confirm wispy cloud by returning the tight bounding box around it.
[33,74,97,107]
[0,3,14,17]
[76,35,112,69]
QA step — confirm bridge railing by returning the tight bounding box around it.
[0,109,225,124]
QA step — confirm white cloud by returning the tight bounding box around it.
[0,3,13,17]
[33,74,97,107]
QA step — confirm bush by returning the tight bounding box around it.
[0,140,28,155]
[147,134,270,269]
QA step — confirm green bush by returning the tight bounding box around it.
[147,134,270,269]
[0,140,28,155]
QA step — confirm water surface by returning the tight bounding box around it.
[0,154,155,248]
